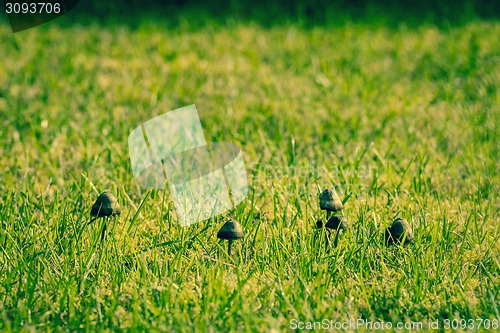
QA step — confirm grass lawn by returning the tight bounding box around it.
[0,7,499,332]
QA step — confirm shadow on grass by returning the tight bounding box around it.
[1,0,499,31]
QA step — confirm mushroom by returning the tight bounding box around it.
[316,216,348,247]
[217,219,244,256]
[90,190,121,242]
[325,215,348,231]
[319,189,343,219]
[91,191,121,218]
[315,216,347,230]
[315,218,325,229]
[385,217,414,246]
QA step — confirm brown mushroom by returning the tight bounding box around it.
[90,190,121,242]
[385,217,414,246]
[316,216,348,247]
[319,189,343,219]
[217,219,244,256]
[91,191,121,218]
[325,215,348,231]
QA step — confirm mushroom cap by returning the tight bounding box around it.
[90,191,121,217]
[319,189,343,212]
[217,219,244,240]
[316,216,348,230]
[385,217,414,245]
[325,215,348,230]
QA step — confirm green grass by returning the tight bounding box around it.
[0,10,499,332]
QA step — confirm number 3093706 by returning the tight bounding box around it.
[5,2,61,14]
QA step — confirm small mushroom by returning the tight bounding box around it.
[325,215,348,231]
[385,217,414,246]
[319,189,343,219]
[91,191,121,218]
[217,219,244,256]
[90,190,121,242]
[315,216,348,247]
[327,215,348,247]
[316,216,348,230]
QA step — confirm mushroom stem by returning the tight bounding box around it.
[100,218,107,244]
[325,229,331,247]
[228,239,233,256]
[326,210,332,220]
[217,219,243,257]
[333,228,341,248]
